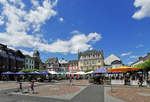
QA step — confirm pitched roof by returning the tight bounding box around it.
[79,50,102,56]
[46,57,58,63]
[104,54,121,65]
[68,60,78,64]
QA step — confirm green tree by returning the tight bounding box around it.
[85,69,95,72]
[21,68,43,73]
[136,59,150,72]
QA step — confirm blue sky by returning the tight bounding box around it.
[0,0,150,65]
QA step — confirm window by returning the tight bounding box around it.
[95,55,97,58]
[86,56,89,59]
[8,52,12,55]
[80,56,83,59]
[87,61,89,65]
[93,55,95,58]
[0,49,3,53]
[92,60,95,64]
[98,60,100,63]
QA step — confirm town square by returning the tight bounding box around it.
[0,0,150,102]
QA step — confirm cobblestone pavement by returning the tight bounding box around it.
[105,87,150,102]
[62,80,91,86]
[2,80,150,102]
[0,81,44,90]
[104,87,125,102]
[0,80,105,102]
[0,85,104,102]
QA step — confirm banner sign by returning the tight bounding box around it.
[111,80,125,85]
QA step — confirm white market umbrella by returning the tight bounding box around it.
[86,71,94,74]
[75,71,87,75]
[48,71,58,74]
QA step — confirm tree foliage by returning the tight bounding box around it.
[21,68,43,73]
[136,59,150,72]
[85,69,95,72]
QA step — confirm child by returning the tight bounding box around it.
[30,81,34,94]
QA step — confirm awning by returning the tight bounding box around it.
[108,66,140,72]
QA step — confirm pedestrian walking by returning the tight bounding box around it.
[69,76,72,86]
[19,81,23,93]
[139,76,143,87]
[137,78,140,87]
[30,81,34,94]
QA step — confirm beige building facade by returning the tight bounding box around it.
[78,50,104,71]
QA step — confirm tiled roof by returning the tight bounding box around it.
[68,60,78,64]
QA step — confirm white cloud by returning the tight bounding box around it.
[20,49,33,57]
[121,52,132,57]
[7,46,33,57]
[71,30,81,34]
[136,44,144,48]
[0,16,4,25]
[132,0,150,19]
[59,17,64,22]
[31,0,39,7]
[36,32,102,54]
[7,46,16,50]
[129,56,139,59]
[127,61,133,65]
[0,0,102,54]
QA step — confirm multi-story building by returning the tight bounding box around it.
[45,57,60,72]
[131,53,150,67]
[68,60,79,73]
[24,55,35,69]
[104,54,123,69]
[59,58,68,72]
[78,50,104,71]
[0,43,25,73]
[33,50,43,69]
